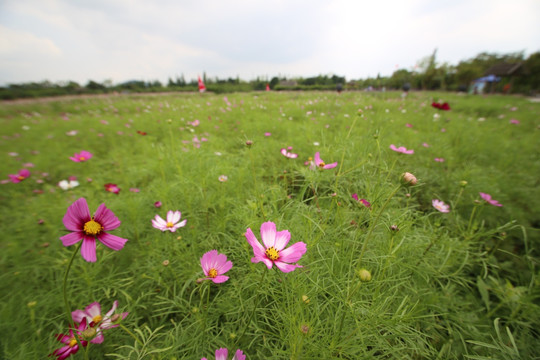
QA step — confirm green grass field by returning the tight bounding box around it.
[1,91,539,359]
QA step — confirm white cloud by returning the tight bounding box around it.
[0,0,538,85]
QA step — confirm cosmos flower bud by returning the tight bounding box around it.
[401,172,417,186]
[390,224,399,232]
[110,314,121,323]
[460,180,468,188]
[81,327,97,340]
[245,140,253,147]
[301,324,310,335]
[358,268,372,282]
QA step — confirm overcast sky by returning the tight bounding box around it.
[1,0,539,86]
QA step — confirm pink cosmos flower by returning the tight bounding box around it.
[245,221,307,273]
[422,142,430,148]
[280,147,298,159]
[154,201,162,208]
[389,144,414,154]
[264,132,272,136]
[479,192,503,207]
[200,250,233,283]
[406,123,413,128]
[509,119,520,124]
[202,348,246,360]
[351,194,371,208]
[152,210,187,232]
[104,183,120,194]
[218,175,228,182]
[432,199,450,213]
[50,319,88,360]
[71,300,128,344]
[129,188,140,193]
[69,151,93,162]
[434,158,445,162]
[8,168,30,183]
[312,152,337,170]
[60,198,128,262]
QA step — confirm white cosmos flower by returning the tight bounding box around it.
[58,180,79,190]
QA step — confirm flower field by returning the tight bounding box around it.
[0,91,539,359]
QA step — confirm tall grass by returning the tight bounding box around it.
[0,91,538,359]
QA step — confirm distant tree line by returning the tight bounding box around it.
[1,50,539,100]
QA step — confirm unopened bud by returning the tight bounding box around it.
[245,140,253,146]
[401,172,417,186]
[460,180,468,188]
[162,260,170,266]
[358,268,372,282]
[302,295,310,304]
[301,324,310,334]
[81,327,97,340]
[390,225,399,232]
[27,301,37,308]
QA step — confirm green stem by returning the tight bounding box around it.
[234,270,267,348]
[467,204,479,234]
[119,323,144,347]
[358,184,401,265]
[62,242,87,358]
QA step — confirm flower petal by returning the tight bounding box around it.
[81,237,97,262]
[97,232,128,251]
[93,203,121,231]
[217,260,233,275]
[274,261,302,273]
[314,152,322,165]
[63,198,91,232]
[260,221,277,248]
[60,231,83,246]
[245,227,266,258]
[279,241,307,263]
[274,230,291,251]
[323,162,338,169]
[71,310,87,323]
[211,275,229,283]
[201,250,217,273]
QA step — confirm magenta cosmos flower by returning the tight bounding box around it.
[432,199,450,213]
[202,348,246,360]
[352,194,371,208]
[69,150,93,162]
[8,168,30,183]
[280,147,298,159]
[104,183,120,194]
[389,144,414,154]
[72,300,128,344]
[312,151,337,170]
[200,250,233,283]
[479,192,503,207]
[50,318,88,360]
[151,210,187,232]
[245,221,307,272]
[60,198,128,262]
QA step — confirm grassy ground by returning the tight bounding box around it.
[0,91,539,359]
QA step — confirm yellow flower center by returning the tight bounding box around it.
[265,247,279,261]
[318,162,325,168]
[17,175,25,180]
[68,338,78,348]
[166,221,174,228]
[208,268,218,278]
[92,315,102,324]
[83,219,103,236]
[79,157,85,161]
[308,157,313,161]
